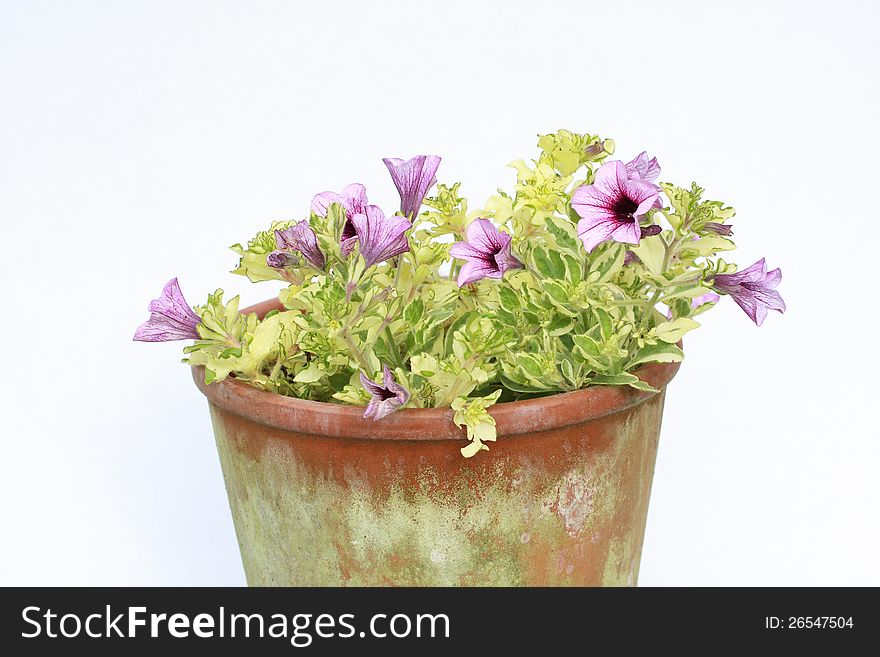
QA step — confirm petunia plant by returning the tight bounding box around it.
[135,129,784,457]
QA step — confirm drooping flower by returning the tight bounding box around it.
[383,155,441,218]
[712,258,785,326]
[360,365,410,420]
[625,151,660,182]
[351,205,413,268]
[449,218,524,287]
[133,278,200,342]
[266,220,325,271]
[310,183,368,256]
[572,160,662,253]
[704,222,734,236]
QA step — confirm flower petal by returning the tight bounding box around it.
[359,371,386,397]
[273,220,325,270]
[383,155,441,218]
[691,292,720,308]
[310,191,344,217]
[341,183,368,215]
[133,278,201,342]
[625,151,661,181]
[493,242,524,274]
[713,258,785,325]
[609,220,641,246]
[351,205,412,268]
[360,366,410,420]
[465,218,506,253]
[591,160,628,196]
[577,216,624,253]
[457,260,500,287]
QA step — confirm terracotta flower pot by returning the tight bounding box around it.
[193,298,679,586]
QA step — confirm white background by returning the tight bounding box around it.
[2,0,878,586]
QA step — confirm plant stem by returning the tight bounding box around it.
[341,328,370,371]
[439,355,479,406]
[638,290,661,331]
[384,324,403,368]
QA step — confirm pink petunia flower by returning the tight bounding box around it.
[572,161,662,253]
[449,219,524,287]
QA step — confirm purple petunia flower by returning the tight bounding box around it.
[267,220,326,271]
[712,258,785,326]
[360,365,410,420]
[311,183,368,256]
[449,218,524,287]
[133,278,200,342]
[350,205,413,268]
[572,161,662,253]
[625,151,661,182]
[383,155,441,219]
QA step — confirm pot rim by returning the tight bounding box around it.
[191,298,680,441]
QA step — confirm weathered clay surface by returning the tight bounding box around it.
[194,298,678,587]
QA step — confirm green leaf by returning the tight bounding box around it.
[428,304,456,326]
[516,353,544,379]
[563,253,583,286]
[546,314,574,336]
[248,312,284,363]
[498,286,520,314]
[559,358,578,387]
[594,308,613,341]
[571,334,610,370]
[548,250,566,279]
[499,374,550,394]
[328,372,350,392]
[293,363,325,383]
[543,280,569,306]
[625,379,659,392]
[651,317,700,343]
[545,216,580,250]
[685,236,735,256]
[404,298,425,325]
[589,243,625,283]
[533,246,565,279]
[591,372,658,393]
[452,390,502,458]
[626,342,684,369]
[444,311,474,356]
[630,235,666,275]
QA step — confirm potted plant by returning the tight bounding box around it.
[135,130,784,586]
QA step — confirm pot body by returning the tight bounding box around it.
[196,298,676,586]
[202,388,671,587]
